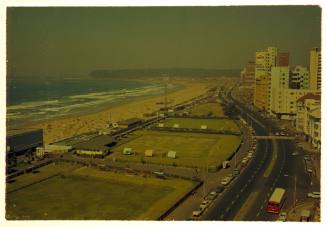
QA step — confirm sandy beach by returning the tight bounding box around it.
[21,80,210,144]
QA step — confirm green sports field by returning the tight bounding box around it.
[189,102,225,117]
[110,130,241,168]
[159,117,240,132]
[6,165,196,220]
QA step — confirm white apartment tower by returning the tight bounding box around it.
[309,47,321,90]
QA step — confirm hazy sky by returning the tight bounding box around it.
[7,6,321,77]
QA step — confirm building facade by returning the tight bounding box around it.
[295,93,320,133]
[254,47,278,112]
[277,52,290,67]
[241,61,255,86]
[309,47,321,90]
[307,107,321,150]
[290,66,310,89]
[270,67,317,120]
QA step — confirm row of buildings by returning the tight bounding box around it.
[240,47,321,151]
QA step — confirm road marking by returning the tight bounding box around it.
[233,191,259,221]
[236,194,240,198]
[263,139,278,178]
[231,200,235,205]
[241,188,244,192]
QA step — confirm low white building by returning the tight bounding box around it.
[295,93,321,150]
[308,107,321,150]
[295,93,321,133]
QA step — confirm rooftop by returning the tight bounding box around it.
[7,128,43,138]
[74,135,116,151]
[118,118,142,126]
[297,93,321,103]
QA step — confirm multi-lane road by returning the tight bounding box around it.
[201,87,312,221]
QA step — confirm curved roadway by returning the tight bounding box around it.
[201,88,310,221]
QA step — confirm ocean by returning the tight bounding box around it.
[7,77,174,126]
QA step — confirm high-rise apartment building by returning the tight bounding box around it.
[241,61,255,86]
[254,47,278,112]
[290,66,310,89]
[309,47,321,90]
[270,66,317,120]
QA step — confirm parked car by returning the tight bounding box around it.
[307,192,320,199]
[215,186,225,193]
[207,191,218,200]
[277,212,287,221]
[192,207,205,217]
[221,176,232,186]
[200,200,210,209]
[233,168,240,176]
[227,173,235,180]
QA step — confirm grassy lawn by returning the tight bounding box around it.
[189,102,225,117]
[6,162,81,193]
[159,117,240,132]
[110,130,241,168]
[6,166,195,220]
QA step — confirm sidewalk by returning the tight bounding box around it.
[286,199,320,222]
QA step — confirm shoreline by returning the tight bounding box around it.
[9,79,210,144]
[6,81,183,129]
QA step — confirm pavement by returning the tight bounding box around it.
[286,199,320,222]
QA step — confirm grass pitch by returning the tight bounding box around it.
[111,130,241,168]
[6,165,196,220]
[189,102,225,117]
[160,117,240,132]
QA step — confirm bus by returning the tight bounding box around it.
[267,187,286,214]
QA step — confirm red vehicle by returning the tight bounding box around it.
[267,188,286,214]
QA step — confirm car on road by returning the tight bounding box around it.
[307,192,320,199]
[277,212,287,222]
[192,207,205,217]
[300,209,311,222]
[275,132,280,136]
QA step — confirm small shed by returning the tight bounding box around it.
[145,149,154,157]
[167,150,177,159]
[200,125,208,130]
[173,124,179,128]
[123,147,134,155]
